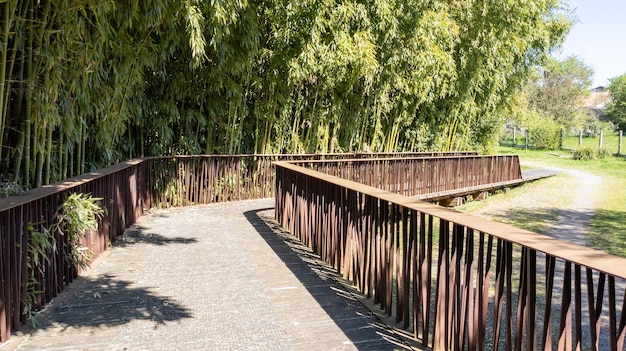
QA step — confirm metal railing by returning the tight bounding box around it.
[288,155,522,197]
[0,152,471,341]
[274,161,626,351]
[0,160,149,342]
[143,152,478,207]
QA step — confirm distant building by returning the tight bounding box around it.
[584,86,612,117]
[591,86,606,93]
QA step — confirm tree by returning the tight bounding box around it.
[605,73,626,131]
[0,1,182,187]
[527,56,593,129]
[1,0,572,189]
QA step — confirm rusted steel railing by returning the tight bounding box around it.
[288,155,522,197]
[144,152,478,208]
[0,151,472,341]
[0,160,150,342]
[274,161,626,351]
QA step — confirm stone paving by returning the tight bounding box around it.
[8,199,418,351]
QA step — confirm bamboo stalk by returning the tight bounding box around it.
[33,0,52,184]
[44,124,52,184]
[60,132,67,180]
[7,1,28,179]
[35,120,45,187]
[80,120,86,174]
[23,0,34,187]
[0,1,14,164]
[76,118,83,176]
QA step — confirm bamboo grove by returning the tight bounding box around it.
[0,0,569,189]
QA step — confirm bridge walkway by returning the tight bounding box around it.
[415,168,558,202]
[9,199,420,351]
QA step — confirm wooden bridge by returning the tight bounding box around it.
[1,153,624,350]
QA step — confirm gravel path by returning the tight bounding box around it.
[470,160,603,245]
[533,165,602,245]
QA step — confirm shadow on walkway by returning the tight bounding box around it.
[30,275,193,331]
[16,226,198,347]
[243,208,420,351]
[115,224,199,247]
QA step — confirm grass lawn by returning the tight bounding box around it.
[462,146,626,256]
[562,130,623,152]
[501,130,623,154]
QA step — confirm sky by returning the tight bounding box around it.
[557,0,626,88]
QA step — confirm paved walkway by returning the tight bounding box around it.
[9,199,416,351]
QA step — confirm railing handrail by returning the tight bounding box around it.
[0,153,490,214]
[1,153,474,213]
[0,159,144,212]
[274,160,626,279]
[138,151,476,161]
[283,154,509,164]
[141,151,477,158]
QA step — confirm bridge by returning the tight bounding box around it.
[1,154,624,350]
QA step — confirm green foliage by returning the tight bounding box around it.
[1,0,571,188]
[597,148,610,159]
[582,116,609,137]
[22,222,56,326]
[528,119,561,150]
[0,181,24,197]
[572,146,597,160]
[53,193,105,268]
[605,73,626,131]
[572,146,609,160]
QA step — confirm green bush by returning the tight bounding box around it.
[529,119,561,150]
[572,146,610,160]
[596,147,610,159]
[572,146,596,160]
[0,181,24,197]
[54,193,105,268]
[23,222,55,326]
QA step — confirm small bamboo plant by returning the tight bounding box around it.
[22,222,56,326]
[20,193,105,326]
[54,193,106,269]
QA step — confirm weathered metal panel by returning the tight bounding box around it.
[273,160,626,350]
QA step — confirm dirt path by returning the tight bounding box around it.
[522,161,602,245]
[544,172,602,245]
[468,160,602,245]
[464,161,609,348]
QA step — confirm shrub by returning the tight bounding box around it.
[529,119,561,150]
[23,222,55,326]
[596,147,610,159]
[54,193,105,268]
[572,146,610,160]
[1,181,24,197]
[572,146,596,160]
